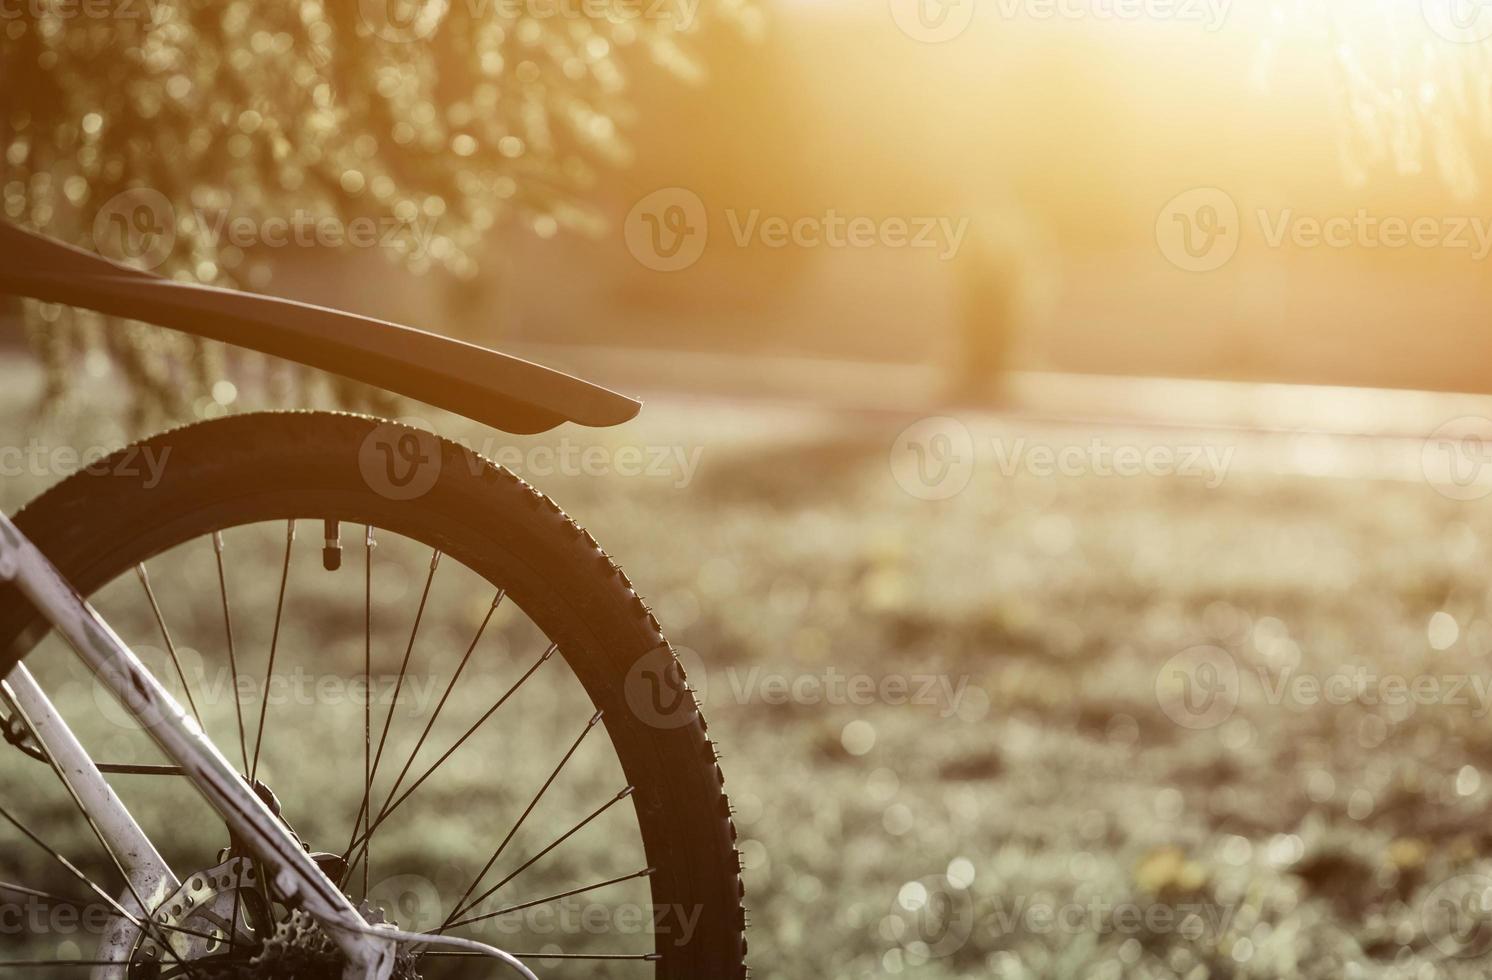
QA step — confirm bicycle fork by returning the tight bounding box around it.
[0,511,398,980]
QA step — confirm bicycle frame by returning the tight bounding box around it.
[0,509,399,980]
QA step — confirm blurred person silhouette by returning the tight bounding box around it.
[949,201,1054,405]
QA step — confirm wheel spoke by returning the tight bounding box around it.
[362,526,375,901]
[379,641,559,824]
[349,541,441,885]
[423,951,661,961]
[211,532,250,774]
[0,960,122,968]
[4,511,682,973]
[0,880,97,906]
[0,710,159,923]
[368,592,510,819]
[0,801,200,971]
[213,530,249,969]
[0,880,246,953]
[341,585,502,870]
[0,687,207,972]
[443,867,654,932]
[343,638,553,882]
[135,563,203,730]
[447,785,635,926]
[250,520,295,782]
[443,708,606,929]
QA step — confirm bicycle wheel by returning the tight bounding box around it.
[0,411,746,978]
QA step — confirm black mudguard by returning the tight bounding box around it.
[0,221,640,434]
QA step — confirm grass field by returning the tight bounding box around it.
[5,377,1492,979]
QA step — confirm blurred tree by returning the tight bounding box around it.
[1261,3,1492,199]
[0,0,759,422]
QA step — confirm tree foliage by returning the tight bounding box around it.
[0,0,758,420]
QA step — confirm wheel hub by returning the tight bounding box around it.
[245,905,420,980]
[127,855,268,975]
[126,853,419,979]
